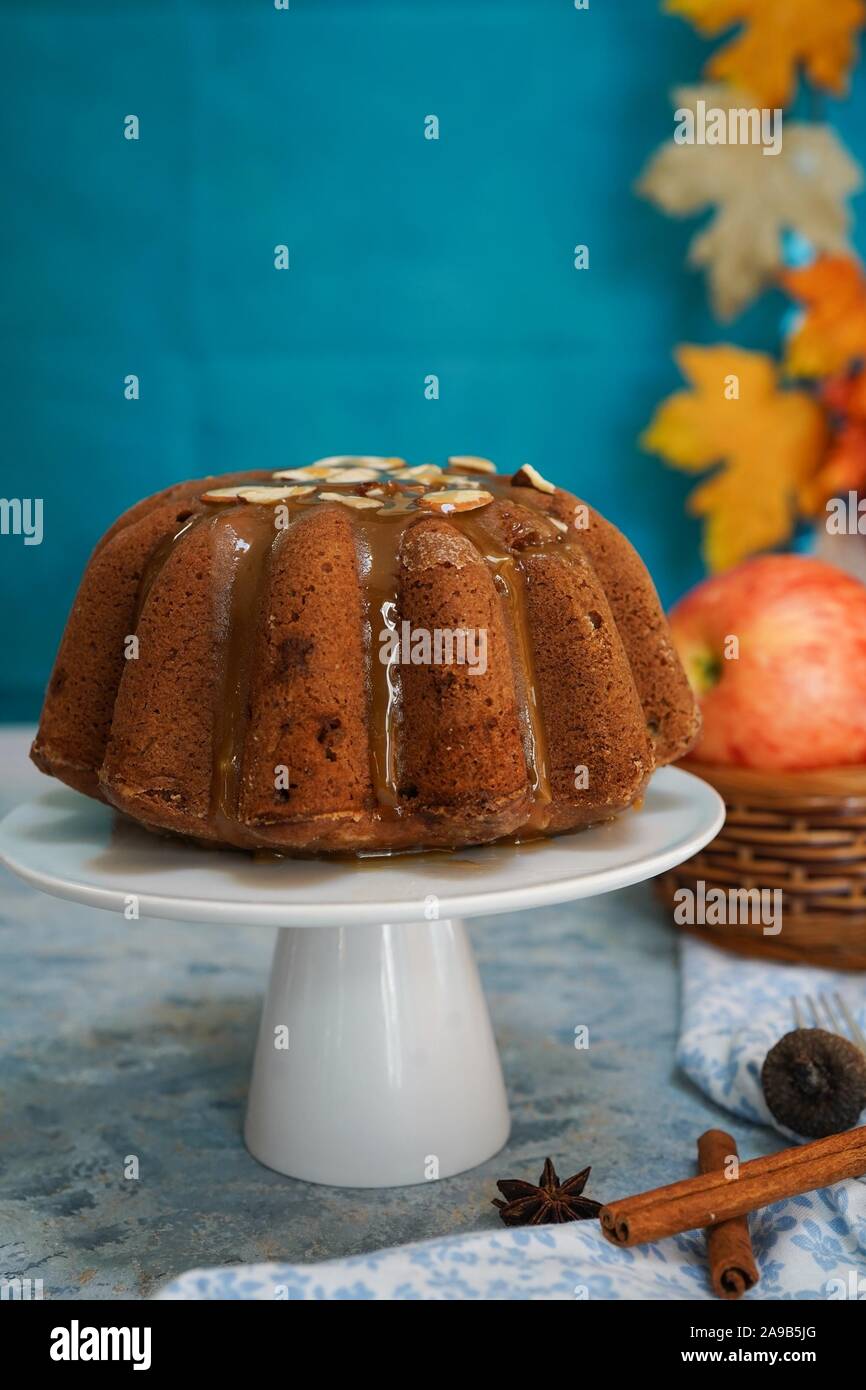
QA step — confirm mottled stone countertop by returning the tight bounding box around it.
[0,727,777,1300]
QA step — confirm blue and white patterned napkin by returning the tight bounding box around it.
[678,937,866,1140]
[677,938,866,1294]
[156,939,866,1300]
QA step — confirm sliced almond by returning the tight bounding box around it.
[272,468,320,482]
[394,464,443,484]
[237,485,315,503]
[512,463,556,494]
[204,483,316,504]
[201,486,244,503]
[310,455,398,472]
[441,475,482,488]
[550,516,568,533]
[278,465,360,480]
[447,455,497,475]
[419,488,493,514]
[277,464,349,479]
[318,492,384,509]
[328,467,381,482]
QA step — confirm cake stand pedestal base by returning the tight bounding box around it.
[244,918,509,1187]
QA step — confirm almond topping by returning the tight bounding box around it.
[512,463,556,494]
[277,465,377,481]
[201,486,244,503]
[447,455,497,475]
[204,483,317,504]
[237,485,315,503]
[394,464,443,484]
[327,467,381,482]
[318,492,384,509]
[271,468,320,482]
[441,475,482,488]
[419,488,494,514]
[310,455,398,471]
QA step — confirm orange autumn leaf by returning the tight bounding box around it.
[782,255,866,377]
[642,345,829,570]
[801,422,866,513]
[666,0,866,109]
[801,367,866,512]
[822,365,866,420]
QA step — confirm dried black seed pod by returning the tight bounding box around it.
[761,1028,866,1138]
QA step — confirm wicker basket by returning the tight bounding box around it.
[656,759,866,969]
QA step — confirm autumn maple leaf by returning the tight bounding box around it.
[823,366,866,420]
[801,368,866,513]
[638,87,861,320]
[642,345,829,570]
[781,255,866,378]
[666,0,866,110]
[802,423,866,514]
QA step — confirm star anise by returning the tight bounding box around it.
[492,1157,603,1226]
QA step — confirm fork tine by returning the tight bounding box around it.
[792,996,806,1029]
[805,994,821,1028]
[834,993,866,1056]
[821,993,842,1032]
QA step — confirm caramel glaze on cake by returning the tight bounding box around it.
[31,459,700,854]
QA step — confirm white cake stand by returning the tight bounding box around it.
[0,768,723,1188]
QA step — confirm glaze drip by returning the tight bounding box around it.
[208,507,279,844]
[133,513,208,627]
[450,515,555,831]
[351,510,411,815]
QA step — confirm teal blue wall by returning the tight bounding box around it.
[2,1,865,719]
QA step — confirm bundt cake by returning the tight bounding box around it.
[31,456,700,854]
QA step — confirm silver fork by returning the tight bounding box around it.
[793,992,866,1055]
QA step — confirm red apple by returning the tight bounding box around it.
[668,555,866,770]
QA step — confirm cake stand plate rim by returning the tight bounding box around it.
[0,767,725,927]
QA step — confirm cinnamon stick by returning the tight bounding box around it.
[697,1129,759,1300]
[600,1124,866,1248]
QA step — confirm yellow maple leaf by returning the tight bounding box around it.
[666,0,866,110]
[642,345,829,570]
[638,87,862,320]
[781,255,866,377]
